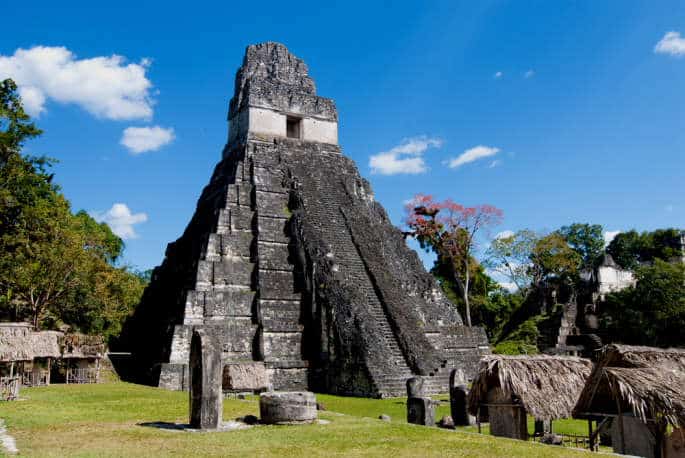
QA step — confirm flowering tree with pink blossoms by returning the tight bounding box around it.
[405,194,503,327]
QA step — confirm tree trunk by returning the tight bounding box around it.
[463,258,472,327]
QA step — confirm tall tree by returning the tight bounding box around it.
[405,194,503,327]
[484,229,539,292]
[529,233,582,289]
[0,79,42,157]
[607,228,683,269]
[0,78,145,340]
[602,259,685,347]
[558,223,604,269]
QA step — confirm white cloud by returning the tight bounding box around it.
[446,145,500,169]
[524,69,535,79]
[369,136,442,175]
[604,230,621,246]
[92,203,148,240]
[121,126,175,154]
[495,230,515,240]
[654,31,685,57]
[0,46,154,119]
[488,159,502,168]
[494,71,503,79]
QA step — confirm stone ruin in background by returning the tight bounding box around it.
[123,42,490,398]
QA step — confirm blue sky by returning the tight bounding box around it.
[2,1,684,271]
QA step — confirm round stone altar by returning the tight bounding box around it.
[259,391,317,425]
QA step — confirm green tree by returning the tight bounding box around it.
[607,228,683,269]
[0,78,145,341]
[0,79,42,157]
[529,233,582,288]
[405,194,503,326]
[484,229,538,292]
[558,223,604,269]
[602,259,685,347]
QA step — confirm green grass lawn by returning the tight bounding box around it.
[0,382,597,457]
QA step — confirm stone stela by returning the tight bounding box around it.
[125,42,490,399]
[189,329,222,430]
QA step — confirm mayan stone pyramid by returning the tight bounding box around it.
[125,42,489,397]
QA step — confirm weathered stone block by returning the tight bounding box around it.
[268,367,308,391]
[229,207,255,231]
[258,270,299,300]
[257,216,289,243]
[259,391,317,424]
[450,384,472,426]
[257,241,293,270]
[220,232,253,258]
[189,329,223,430]
[223,362,270,391]
[212,259,254,287]
[204,288,255,318]
[406,377,425,398]
[253,166,286,191]
[159,363,188,391]
[256,190,290,218]
[407,397,435,426]
[261,331,302,358]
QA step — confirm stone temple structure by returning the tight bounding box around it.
[125,42,489,397]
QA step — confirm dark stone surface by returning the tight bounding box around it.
[259,391,317,424]
[407,397,435,426]
[122,42,489,397]
[450,382,472,426]
[406,377,425,398]
[189,329,222,430]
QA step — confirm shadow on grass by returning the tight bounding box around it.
[138,421,190,431]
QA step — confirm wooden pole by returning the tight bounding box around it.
[477,406,482,434]
[588,419,595,452]
[615,399,625,454]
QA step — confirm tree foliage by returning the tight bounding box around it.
[405,194,503,326]
[607,228,683,269]
[484,229,538,292]
[601,259,685,347]
[529,233,582,287]
[0,79,145,342]
[558,223,604,269]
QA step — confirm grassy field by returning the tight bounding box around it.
[0,383,597,457]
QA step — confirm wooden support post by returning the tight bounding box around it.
[477,406,481,434]
[588,419,595,452]
[615,400,625,454]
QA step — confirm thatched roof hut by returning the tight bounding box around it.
[573,344,685,427]
[0,324,61,362]
[60,333,105,359]
[468,355,593,422]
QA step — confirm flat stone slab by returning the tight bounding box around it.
[259,391,317,424]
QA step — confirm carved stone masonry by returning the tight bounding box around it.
[125,42,490,398]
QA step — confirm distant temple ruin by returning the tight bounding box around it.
[124,42,489,397]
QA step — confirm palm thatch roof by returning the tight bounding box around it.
[0,324,62,362]
[60,333,105,359]
[0,324,105,362]
[468,355,593,421]
[573,344,685,427]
